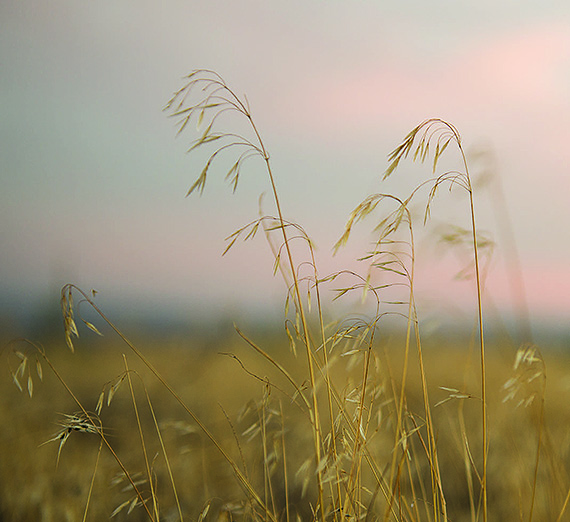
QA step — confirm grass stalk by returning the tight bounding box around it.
[166,71,327,517]
[123,357,159,519]
[82,439,103,522]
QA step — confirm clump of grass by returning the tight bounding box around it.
[1,69,561,522]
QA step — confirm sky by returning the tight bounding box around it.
[1,1,569,340]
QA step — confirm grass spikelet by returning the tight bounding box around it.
[41,411,102,466]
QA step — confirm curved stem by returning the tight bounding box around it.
[248,115,326,519]
[463,154,487,522]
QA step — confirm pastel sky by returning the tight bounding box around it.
[1,1,569,337]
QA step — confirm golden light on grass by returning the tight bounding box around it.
[1,70,567,522]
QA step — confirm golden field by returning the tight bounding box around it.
[2,326,570,522]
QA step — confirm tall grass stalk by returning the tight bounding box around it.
[388,120,487,520]
[165,69,333,519]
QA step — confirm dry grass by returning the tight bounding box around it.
[2,336,570,521]
[1,70,568,521]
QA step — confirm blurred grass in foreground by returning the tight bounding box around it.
[2,331,570,521]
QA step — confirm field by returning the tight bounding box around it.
[2,329,570,521]
[1,70,568,521]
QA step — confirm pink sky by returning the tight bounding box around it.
[266,20,570,167]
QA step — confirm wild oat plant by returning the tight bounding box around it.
[2,69,564,522]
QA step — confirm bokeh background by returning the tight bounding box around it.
[1,1,569,343]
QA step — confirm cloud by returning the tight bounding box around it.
[450,22,570,109]
[262,20,570,143]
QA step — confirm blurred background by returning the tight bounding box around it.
[1,0,569,346]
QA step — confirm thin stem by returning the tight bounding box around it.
[247,114,326,520]
[465,160,487,522]
[82,439,103,522]
[528,396,545,522]
[123,357,159,520]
